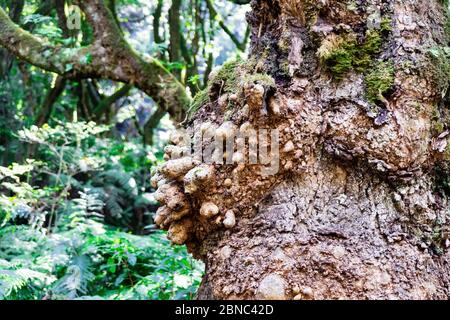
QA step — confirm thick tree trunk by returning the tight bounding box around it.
[153,0,450,299]
[196,157,450,299]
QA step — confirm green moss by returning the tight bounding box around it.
[361,30,383,55]
[186,58,276,120]
[353,30,382,71]
[431,106,445,135]
[346,0,358,12]
[323,47,354,80]
[380,17,393,32]
[413,101,423,112]
[322,30,383,80]
[186,88,209,120]
[302,0,321,25]
[210,58,243,93]
[209,58,275,95]
[445,143,450,157]
[399,60,414,70]
[364,60,394,103]
[185,58,244,120]
[185,59,242,119]
[444,6,450,43]
[426,47,450,95]
[434,120,445,134]
[278,37,291,54]
[279,59,290,75]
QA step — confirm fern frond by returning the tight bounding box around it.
[51,255,94,299]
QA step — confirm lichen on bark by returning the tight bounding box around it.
[0,1,190,126]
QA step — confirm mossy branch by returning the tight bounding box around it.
[0,6,92,75]
[0,0,190,123]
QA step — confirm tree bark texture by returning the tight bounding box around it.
[153,0,450,300]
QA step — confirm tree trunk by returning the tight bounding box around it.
[195,157,450,299]
[154,0,450,299]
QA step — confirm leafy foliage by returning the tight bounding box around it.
[0,224,202,300]
[0,122,203,300]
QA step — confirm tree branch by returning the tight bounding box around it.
[206,0,247,52]
[55,0,70,38]
[75,0,189,121]
[153,0,165,45]
[0,0,24,78]
[168,0,182,79]
[144,106,166,145]
[0,6,95,75]
[0,0,190,123]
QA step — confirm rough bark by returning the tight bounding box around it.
[153,0,450,300]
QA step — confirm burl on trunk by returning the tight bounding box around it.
[152,0,450,299]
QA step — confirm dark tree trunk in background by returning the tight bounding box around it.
[154,0,450,300]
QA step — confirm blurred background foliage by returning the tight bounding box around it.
[0,0,250,300]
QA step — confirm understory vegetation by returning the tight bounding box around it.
[0,123,203,300]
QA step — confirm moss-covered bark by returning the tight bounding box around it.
[0,0,190,124]
[154,0,450,300]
